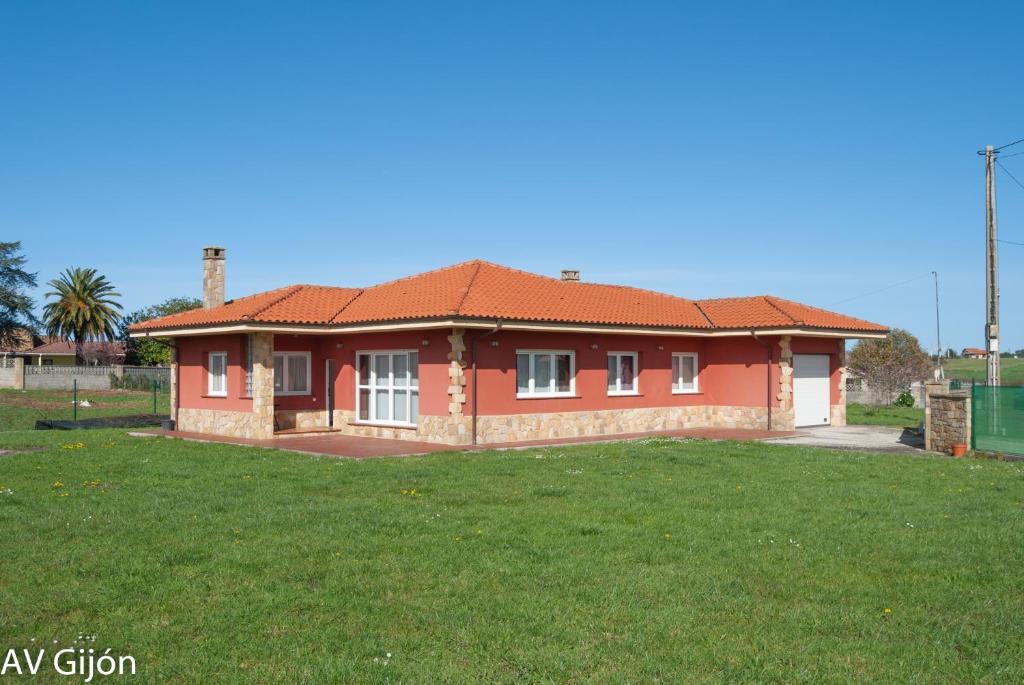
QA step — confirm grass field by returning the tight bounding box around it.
[943,357,1024,384]
[0,389,170,431]
[1,429,1022,682]
[847,402,924,428]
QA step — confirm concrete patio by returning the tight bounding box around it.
[764,425,926,453]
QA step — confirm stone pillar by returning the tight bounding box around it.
[924,382,970,454]
[831,340,848,427]
[168,342,178,425]
[447,328,467,416]
[772,335,795,430]
[12,357,24,390]
[249,332,275,439]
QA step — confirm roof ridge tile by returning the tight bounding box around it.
[453,261,483,316]
[244,285,306,320]
[761,296,800,325]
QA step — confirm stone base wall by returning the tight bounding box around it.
[771,407,795,432]
[178,407,265,439]
[180,403,789,445]
[276,409,328,431]
[925,391,971,454]
[474,405,769,444]
[830,403,847,427]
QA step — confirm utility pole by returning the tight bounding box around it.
[932,271,943,379]
[983,144,1001,386]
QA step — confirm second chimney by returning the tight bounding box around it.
[203,246,226,309]
[560,269,580,282]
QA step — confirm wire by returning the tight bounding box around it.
[828,272,933,307]
[996,159,1024,193]
[995,137,1024,152]
[999,150,1024,159]
[998,239,1024,246]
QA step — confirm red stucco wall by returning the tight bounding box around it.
[176,329,452,416]
[175,329,845,420]
[465,331,782,415]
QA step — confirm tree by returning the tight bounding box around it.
[42,267,123,365]
[848,329,932,405]
[119,296,202,365]
[80,341,124,366]
[0,241,39,349]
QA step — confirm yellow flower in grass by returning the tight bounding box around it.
[52,481,64,489]
[884,607,892,616]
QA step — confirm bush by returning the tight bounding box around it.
[894,391,915,408]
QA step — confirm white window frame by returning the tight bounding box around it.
[355,350,419,428]
[672,352,699,394]
[516,349,576,399]
[607,351,640,396]
[273,351,312,396]
[207,351,228,397]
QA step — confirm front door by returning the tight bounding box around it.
[325,359,336,427]
[793,354,831,427]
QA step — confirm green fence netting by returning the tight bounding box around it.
[972,385,1024,456]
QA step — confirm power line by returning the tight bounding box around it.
[828,272,933,307]
[994,137,1024,152]
[997,238,1024,246]
[995,158,1024,193]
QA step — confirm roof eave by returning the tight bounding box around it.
[130,316,888,339]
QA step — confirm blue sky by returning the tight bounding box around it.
[2,1,1023,352]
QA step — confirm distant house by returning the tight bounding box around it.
[21,340,126,366]
[0,329,42,360]
[962,347,987,359]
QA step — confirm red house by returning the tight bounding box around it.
[130,248,887,445]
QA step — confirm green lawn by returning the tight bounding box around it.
[1,429,1022,682]
[0,389,169,431]
[847,402,924,428]
[943,357,1024,384]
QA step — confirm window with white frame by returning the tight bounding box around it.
[672,352,698,393]
[516,350,575,398]
[356,351,419,426]
[607,352,638,395]
[273,351,311,395]
[244,334,254,397]
[208,351,227,396]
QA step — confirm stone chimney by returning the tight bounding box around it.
[560,269,580,282]
[202,246,226,309]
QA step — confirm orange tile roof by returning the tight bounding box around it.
[130,260,887,334]
[695,295,887,332]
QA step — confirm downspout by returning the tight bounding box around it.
[470,320,503,445]
[751,330,773,432]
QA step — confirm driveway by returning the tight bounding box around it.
[764,425,925,454]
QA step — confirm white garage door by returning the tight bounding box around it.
[793,354,831,427]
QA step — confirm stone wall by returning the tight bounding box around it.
[833,341,847,427]
[0,358,22,389]
[474,404,768,444]
[925,381,971,454]
[774,336,795,431]
[178,407,265,439]
[24,366,111,390]
[249,332,275,440]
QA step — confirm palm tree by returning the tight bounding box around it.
[43,268,123,365]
